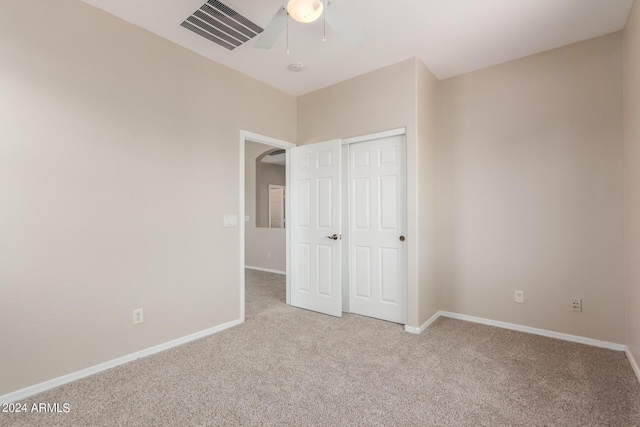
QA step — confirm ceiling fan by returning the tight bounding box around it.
[255,0,366,50]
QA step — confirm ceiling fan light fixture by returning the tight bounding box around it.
[287,0,324,23]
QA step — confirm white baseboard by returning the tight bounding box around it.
[627,348,640,383]
[0,318,243,404]
[245,265,286,275]
[438,311,626,351]
[404,311,441,334]
[4,311,635,404]
[406,310,626,352]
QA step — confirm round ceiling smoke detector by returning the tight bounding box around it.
[288,62,304,72]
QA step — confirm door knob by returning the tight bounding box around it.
[399,235,405,242]
[326,234,339,240]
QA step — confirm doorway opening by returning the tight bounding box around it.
[239,131,295,322]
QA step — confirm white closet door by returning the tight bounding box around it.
[290,140,342,317]
[349,135,406,324]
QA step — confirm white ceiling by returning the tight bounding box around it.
[81,0,634,96]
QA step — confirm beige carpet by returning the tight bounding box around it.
[3,269,639,426]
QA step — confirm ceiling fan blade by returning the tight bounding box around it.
[254,6,287,49]
[325,0,366,47]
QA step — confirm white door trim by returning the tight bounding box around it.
[239,130,295,322]
[342,127,406,145]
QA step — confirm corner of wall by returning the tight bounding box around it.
[415,57,441,325]
[623,0,640,378]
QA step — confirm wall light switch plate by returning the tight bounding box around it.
[223,215,238,227]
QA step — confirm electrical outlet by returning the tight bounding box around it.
[571,298,582,312]
[514,290,524,304]
[133,308,144,325]
[267,251,271,258]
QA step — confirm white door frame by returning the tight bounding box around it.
[239,130,295,322]
[341,127,406,145]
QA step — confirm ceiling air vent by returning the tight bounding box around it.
[181,0,263,51]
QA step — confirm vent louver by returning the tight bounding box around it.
[181,0,263,51]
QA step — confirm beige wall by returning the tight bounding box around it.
[416,61,441,325]
[0,0,296,395]
[244,142,286,272]
[297,59,416,145]
[2,0,635,400]
[438,33,625,343]
[298,58,440,328]
[624,0,640,370]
